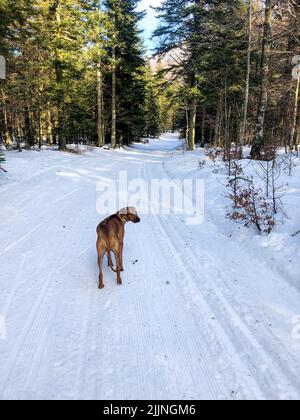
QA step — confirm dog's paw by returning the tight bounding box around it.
[98,284,105,290]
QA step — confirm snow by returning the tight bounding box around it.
[0,134,300,400]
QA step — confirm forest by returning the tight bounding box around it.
[0,0,166,151]
[1,0,300,401]
[0,0,299,159]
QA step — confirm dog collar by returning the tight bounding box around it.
[117,213,127,224]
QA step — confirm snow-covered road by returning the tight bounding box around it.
[0,134,300,400]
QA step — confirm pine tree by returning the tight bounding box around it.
[158,2,195,148]
[1,0,297,153]
[85,0,109,147]
[153,0,205,150]
[154,0,247,150]
[144,65,160,138]
[250,0,274,159]
[42,0,89,150]
[105,0,147,146]
[0,0,36,148]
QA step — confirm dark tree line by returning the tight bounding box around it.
[1,0,299,159]
[0,0,167,150]
[153,0,300,158]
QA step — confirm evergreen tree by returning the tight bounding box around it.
[145,66,160,138]
[154,0,248,149]
[85,0,108,147]
[153,0,204,150]
[105,0,147,146]
[1,0,298,153]
[250,0,274,159]
[42,0,89,149]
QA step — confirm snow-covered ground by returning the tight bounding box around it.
[0,134,299,400]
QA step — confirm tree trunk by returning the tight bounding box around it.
[1,90,12,147]
[56,61,66,151]
[214,98,222,147]
[96,1,105,148]
[38,109,42,149]
[24,105,34,147]
[97,64,105,147]
[54,1,66,151]
[186,0,200,151]
[240,0,252,146]
[201,107,206,147]
[296,124,300,148]
[111,45,117,148]
[290,72,300,149]
[185,103,189,146]
[250,0,273,160]
[187,97,197,151]
[47,108,53,144]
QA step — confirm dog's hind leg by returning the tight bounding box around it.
[119,241,124,272]
[107,249,115,271]
[97,240,105,289]
[113,248,123,285]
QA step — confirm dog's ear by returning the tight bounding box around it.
[119,207,128,216]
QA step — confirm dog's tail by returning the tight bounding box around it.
[107,250,118,273]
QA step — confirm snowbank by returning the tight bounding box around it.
[164,147,300,291]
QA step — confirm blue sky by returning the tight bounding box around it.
[137,0,163,52]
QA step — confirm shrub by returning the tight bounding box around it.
[228,180,275,234]
[227,161,275,234]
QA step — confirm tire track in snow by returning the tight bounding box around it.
[0,180,80,231]
[193,247,300,394]
[0,151,96,227]
[129,223,188,399]
[146,160,300,400]
[0,164,62,194]
[1,137,298,399]
[0,253,27,319]
[0,221,73,399]
[82,163,175,399]
[161,162,300,399]
[0,271,56,399]
[142,162,265,400]
[17,192,96,399]
[165,213,300,399]
[0,223,46,258]
[135,219,223,399]
[122,162,210,398]
[0,180,94,399]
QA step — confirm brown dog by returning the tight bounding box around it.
[96,207,140,289]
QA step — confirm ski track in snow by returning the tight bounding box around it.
[147,167,300,399]
[0,134,299,400]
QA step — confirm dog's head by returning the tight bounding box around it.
[118,207,141,224]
